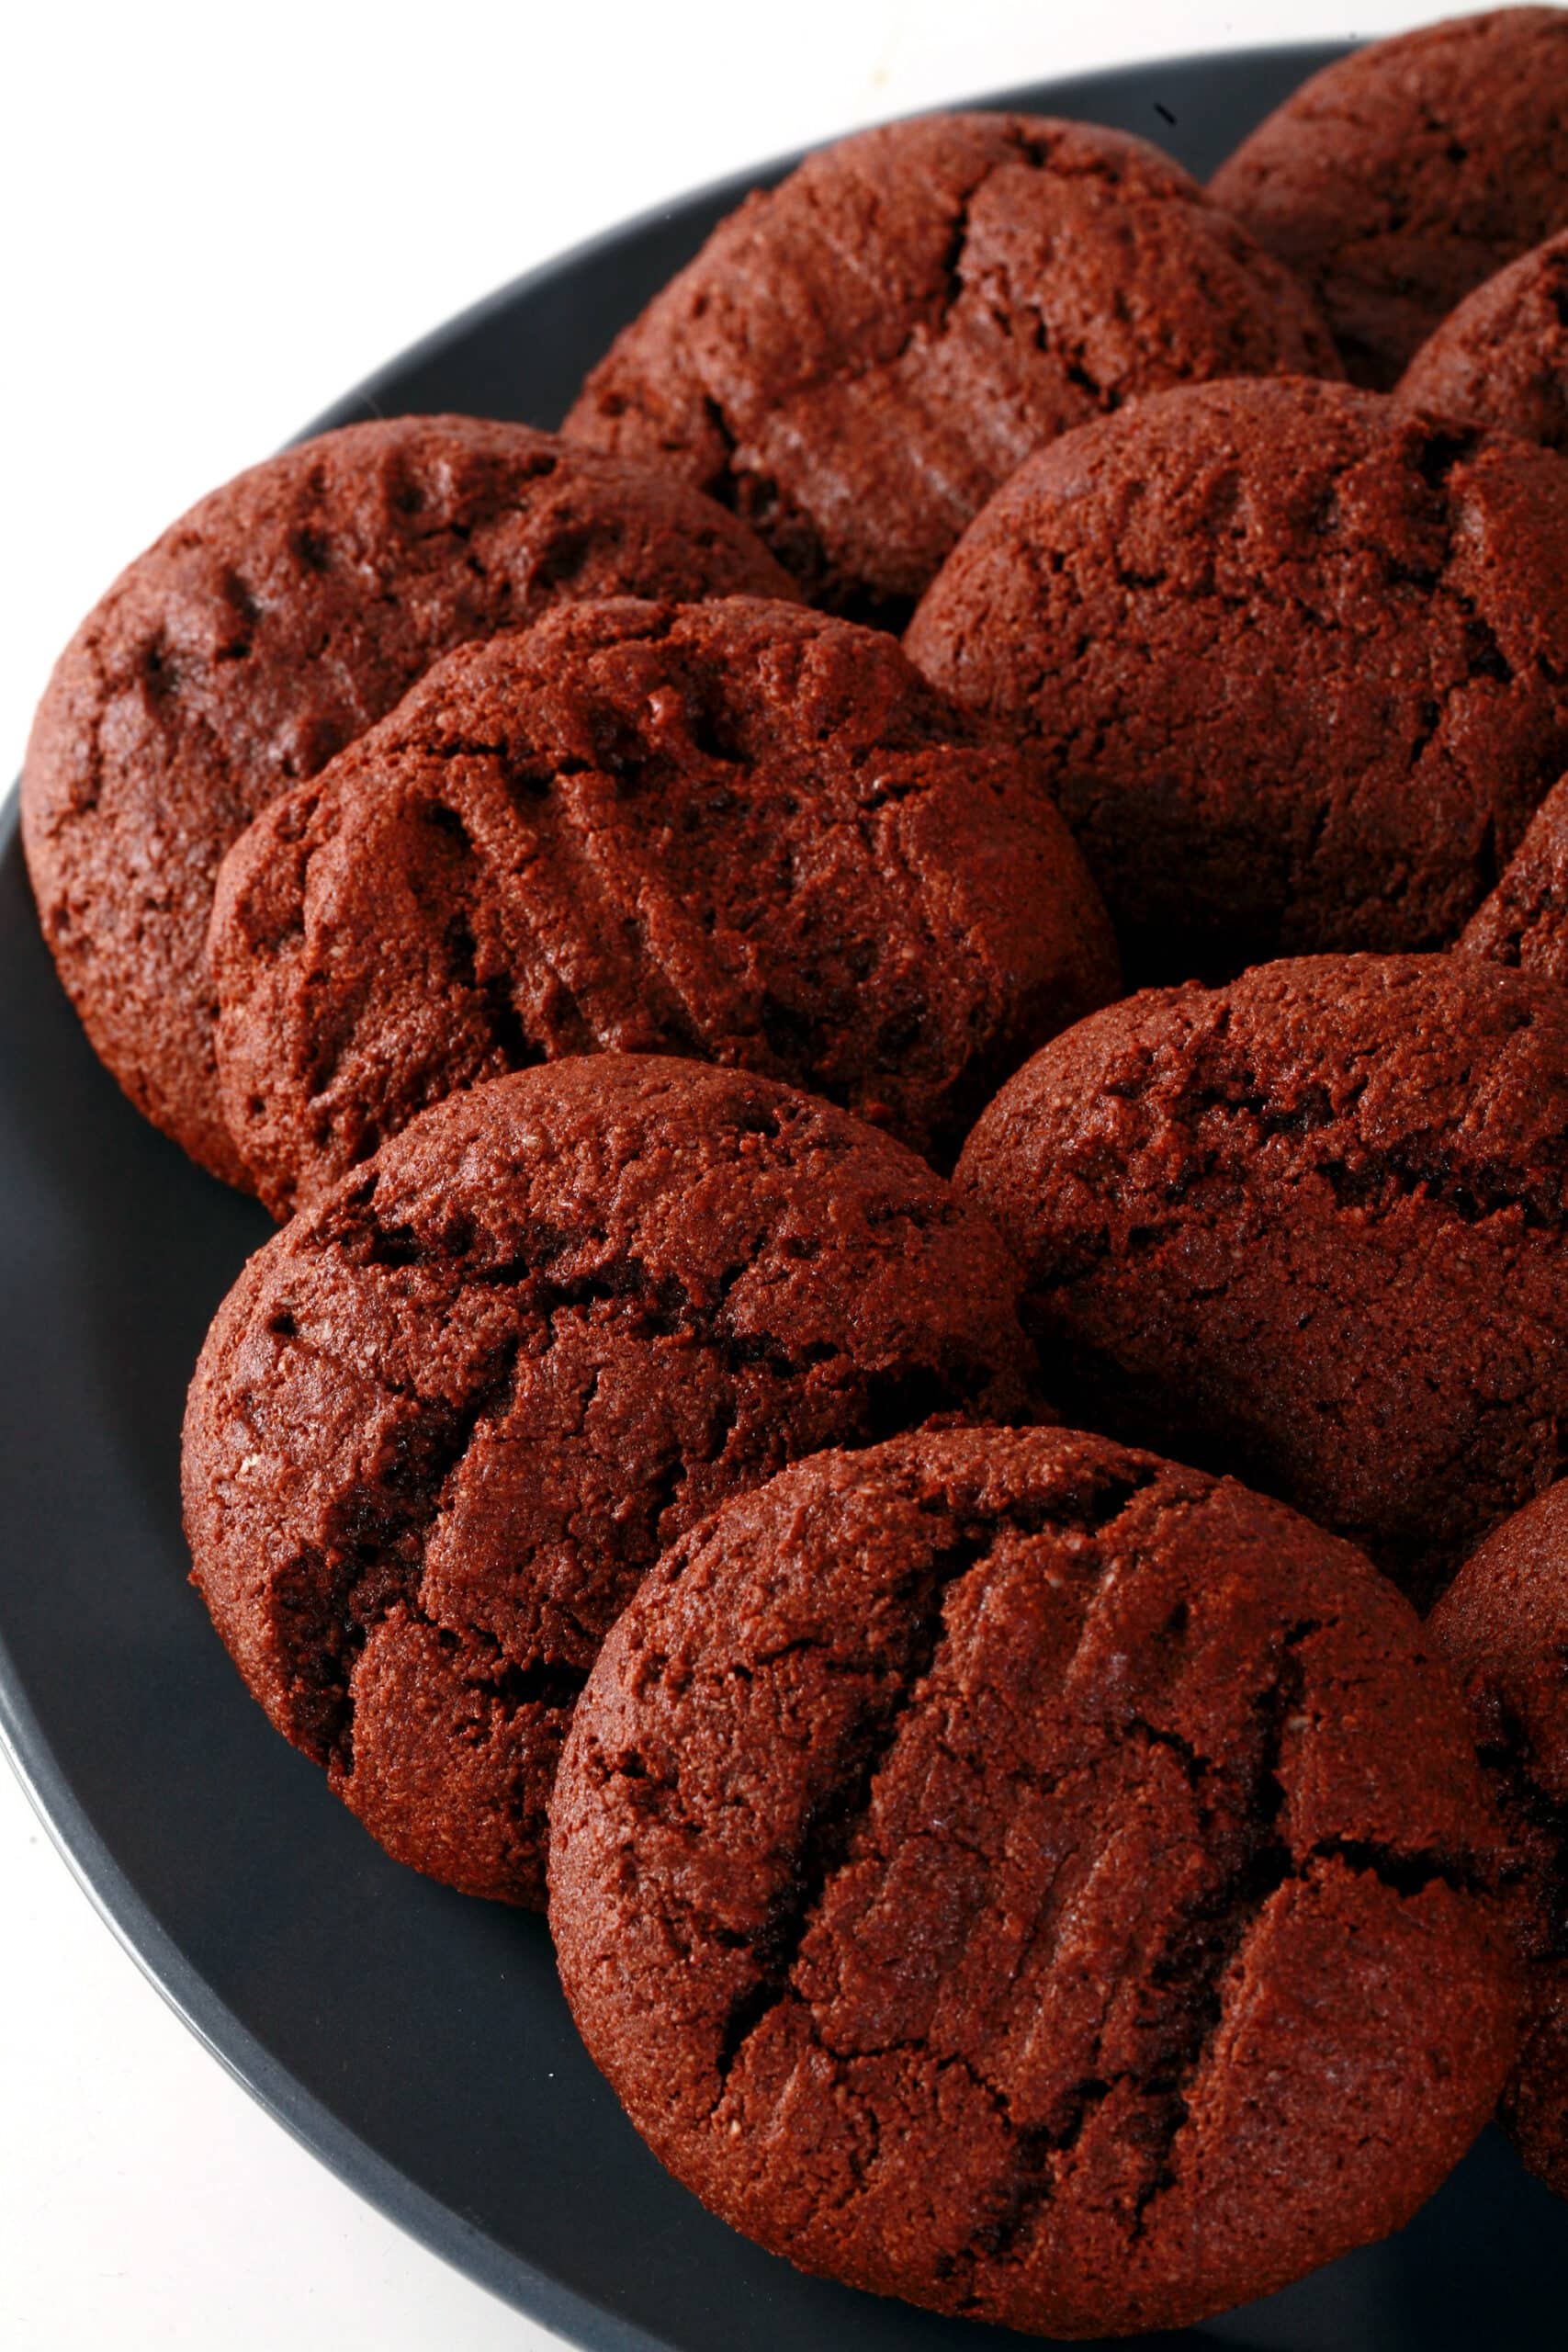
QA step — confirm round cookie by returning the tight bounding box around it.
[182,1056,1038,1907]
[1429,1480,1568,2200]
[1397,231,1568,456]
[21,414,796,1183]
[209,594,1119,1218]
[954,953,1568,1608]
[905,378,1568,977]
[1461,768,1568,981]
[549,1425,1517,2338]
[563,111,1341,623]
[1211,9,1568,390]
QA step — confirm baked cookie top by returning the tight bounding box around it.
[905,378,1568,977]
[1211,8,1568,389]
[22,414,795,1182]
[1431,1479,1568,2201]
[564,110,1340,621]
[182,1056,1037,1906]
[550,1424,1516,2337]
[1398,230,1568,456]
[955,952,1568,1605]
[209,594,1117,1216]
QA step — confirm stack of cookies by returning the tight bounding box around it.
[22,9,1568,2335]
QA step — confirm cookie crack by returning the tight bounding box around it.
[1304,1837,1483,1901]
[269,1193,995,1766]
[1041,1619,1319,2252]
[962,1801,1485,2285]
[351,1225,900,1396]
[707,1466,1166,2100]
[712,1527,1000,2085]
[951,1627,1322,2285]
[1073,1061,1568,1241]
[1314,1141,1568,1232]
[1116,1634,1503,2247]
[1477,1691,1568,1962]
[280,1333,524,1765]
[424,1632,591,1715]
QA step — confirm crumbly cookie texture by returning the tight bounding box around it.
[565,110,1341,622]
[209,594,1118,1217]
[22,414,795,1182]
[1430,1478,1568,2202]
[1461,769,1568,981]
[550,1425,1517,2338]
[906,378,1568,978]
[955,952,1568,1608]
[182,1057,1038,1906]
[1397,230,1568,455]
[1212,8,1568,389]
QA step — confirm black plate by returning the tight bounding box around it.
[4,41,1565,2351]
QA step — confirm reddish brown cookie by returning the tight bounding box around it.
[549,1425,1517,2337]
[564,111,1341,622]
[1430,1482,1568,2200]
[209,595,1118,1218]
[1461,769,1568,980]
[1397,231,1568,454]
[906,378,1568,977]
[955,954,1568,1607]
[21,415,795,1182]
[182,1057,1037,1906]
[1212,10,1568,390]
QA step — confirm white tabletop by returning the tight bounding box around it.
[2,4,1435,2342]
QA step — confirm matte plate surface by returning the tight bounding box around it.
[3,41,1564,2351]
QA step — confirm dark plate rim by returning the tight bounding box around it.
[305,34,1341,444]
[0,40,1351,2352]
[0,775,655,2330]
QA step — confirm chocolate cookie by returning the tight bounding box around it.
[549,1425,1516,2337]
[563,111,1341,623]
[1211,9,1568,389]
[955,953,1568,1607]
[1430,1480,1568,2200]
[209,595,1118,1218]
[181,1057,1037,1906]
[21,415,795,1182]
[1397,231,1568,456]
[905,378,1568,977]
[1461,768,1568,979]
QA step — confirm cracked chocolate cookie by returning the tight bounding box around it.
[21,414,795,1183]
[905,378,1568,978]
[562,111,1341,623]
[1430,1479,1568,2201]
[955,953,1568,1609]
[181,1056,1037,1906]
[209,594,1118,1218]
[1397,230,1568,456]
[1211,9,1568,390]
[549,1424,1517,2338]
[1461,768,1568,980]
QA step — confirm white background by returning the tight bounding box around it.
[0,5,1461,2345]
